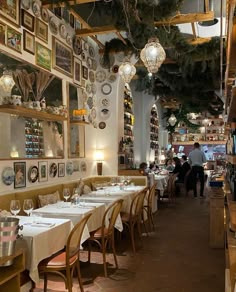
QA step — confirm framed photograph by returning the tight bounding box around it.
[52,37,73,76]
[82,65,88,80]
[35,42,51,71]
[0,22,6,46]
[14,162,26,189]
[23,30,35,54]
[38,161,48,182]
[36,18,48,43]
[0,0,20,26]
[69,13,75,28]
[21,9,34,32]
[7,26,21,53]
[58,163,65,177]
[73,57,81,86]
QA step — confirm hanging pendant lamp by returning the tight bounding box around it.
[168,114,177,126]
[118,60,136,83]
[140,38,166,73]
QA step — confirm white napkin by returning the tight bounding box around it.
[30,222,55,228]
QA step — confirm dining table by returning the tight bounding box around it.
[15,215,72,285]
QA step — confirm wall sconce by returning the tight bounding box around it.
[10,150,19,158]
[94,149,104,176]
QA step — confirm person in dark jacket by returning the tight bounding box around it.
[178,155,191,183]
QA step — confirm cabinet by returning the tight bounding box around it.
[150,105,159,161]
[172,116,226,145]
[0,249,25,291]
[25,120,44,158]
[118,85,134,169]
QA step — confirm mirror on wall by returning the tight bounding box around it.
[67,82,85,158]
[0,114,64,159]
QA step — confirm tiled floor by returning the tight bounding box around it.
[34,192,225,292]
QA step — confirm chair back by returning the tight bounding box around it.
[147,182,157,207]
[170,173,179,196]
[66,212,92,265]
[130,187,148,218]
[102,199,123,237]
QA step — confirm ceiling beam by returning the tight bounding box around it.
[154,11,214,25]
[42,0,101,5]
[76,25,118,36]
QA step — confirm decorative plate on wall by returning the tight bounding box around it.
[101,83,112,95]
[112,65,119,73]
[28,166,38,183]
[59,24,67,39]
[2,167,15,186]
[91,107,97,119]
[99,121,106,129]
[81,52,86,62]
[87,96,94,109]
[49,16,58,35]
[66,161,74,176]
[73,36,82,55]
[107,73,117,83]
[99,108,111,120]
[99,97,110,108]
[32,1,41,17]
[66,33,72,46]
[86,57,93,69]
[83,41,89,51]
[81,91,88,102]
[49,163,57,178]
[95,70,106,83]
[80,161,87,172]
[85,83,92,94]
[89,46,95,58]
[41,7,49,22]
[92,59,97,70]
[22,0,30,10]
[91,84,97,94]
[89,71,95,83]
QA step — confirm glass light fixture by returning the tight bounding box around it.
[94,149,104,176]
[118,60,136,83]
[0,69,15,94]
[140,38,166,73]
[168,114,177,126]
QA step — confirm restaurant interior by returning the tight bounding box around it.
[0,0,235,291]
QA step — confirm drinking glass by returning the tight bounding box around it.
[10,200,21,216]
[126,176,131,185]
[63,188,71,202]
[23,199,34,216]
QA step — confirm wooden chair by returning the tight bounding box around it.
[87,199,123,277]
[143,182,157,231]
[162,173,179,203]
[121,187,148,254]
[38,212,92,292]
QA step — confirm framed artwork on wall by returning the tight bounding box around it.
[36,18,48,43]
[73,57,81,86]
[0,0,20,26]
[23,30,35,54]
[52,37,72,77]
[82,65,88,80]
[35,42,51,71]
[14,162,26,189]
[38,161,48,182]
[0,22,6,46]
[58,163,65,177]
[6,26,21,53]
[21,9,34,32]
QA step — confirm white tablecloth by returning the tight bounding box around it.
[15,216,72,284]
[155,174,169,197]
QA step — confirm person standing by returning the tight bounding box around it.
[188,142,206,197]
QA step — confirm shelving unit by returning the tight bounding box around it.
[25,120,44,158]
[150,105,159,161]
[0,249,25,291]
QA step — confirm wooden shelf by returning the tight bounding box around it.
[70,120,90,125]
[0,105,67,122]
[172,141,226,145]
[226,155,236,164]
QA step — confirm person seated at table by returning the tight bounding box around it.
[165,159,174,172]
[173,157,182,175]
[178,155,191,183]
[139,162,148,176]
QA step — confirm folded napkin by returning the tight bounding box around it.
[30,222,55,228]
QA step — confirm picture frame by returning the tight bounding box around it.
[21,9,34,32]
[36,18,48,43]
[73,57,82,86]
[23,30,35,54]
[82,65,88,80]
[0,22,6,46]
[0,0,20,27]
[52,37,73,76]
[7,26,21,53]
[35,42,51,71]
[14,162,26,189]
[58,163,65,177]
[38,161,48,182]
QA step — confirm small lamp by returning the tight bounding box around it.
[0,69,15,94]
[95,149,104,176]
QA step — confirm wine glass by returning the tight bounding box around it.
[10,200,21,217]
[23,199,34,216]
[126,176,131,185]
[63,188,71,202]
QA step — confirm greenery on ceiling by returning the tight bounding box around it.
[89,0,224,116]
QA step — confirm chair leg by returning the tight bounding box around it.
[149,209,155,230]
[102,240,107,277]
[43,273,47,292]
[76,260,84,292]
[88,240,92,263]
[142,213,149,236]
[130,223,136,254]
[111,233,118,269]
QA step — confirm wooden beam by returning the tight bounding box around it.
[115,32,127,45]
[154,11,214,25]
[191,23,197,39]
[204,0,209,12]
[42,0,101,5]
[76,25,118,36]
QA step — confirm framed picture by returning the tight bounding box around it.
[14,162,26,189]
[23,30,35,54]
[0,0,20,26]
[52,37,72,76]
[38,161,48,182]
[69,13,75,28]
[0,22,6,46]
[73,57,81,86]
[7,26,21,53]
[36,18,48,43]
[35,42,51,71]
[82,65,88,80]
[58,163,65,177]
[21,9,34,32]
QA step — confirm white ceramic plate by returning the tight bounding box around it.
[107,73,117,83]
[99,97,110,108]
[101,83,112,95]
[86,57,93,69]
[59,24,67,39]
[89,71,95,83]
[91,84,97,94]
[66,33,72,46]
[91,107,97,119]
[85,83,92,94]
[89,45,95,57]
[99,108,111,120]
[22,0,30,10]
[2,167,15,186]
[41,7,49,22]
[87,96,94,109]
[49,16,58,35]
[73,36,82,55]
[95,70,106,83]
[32,0,41,17]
